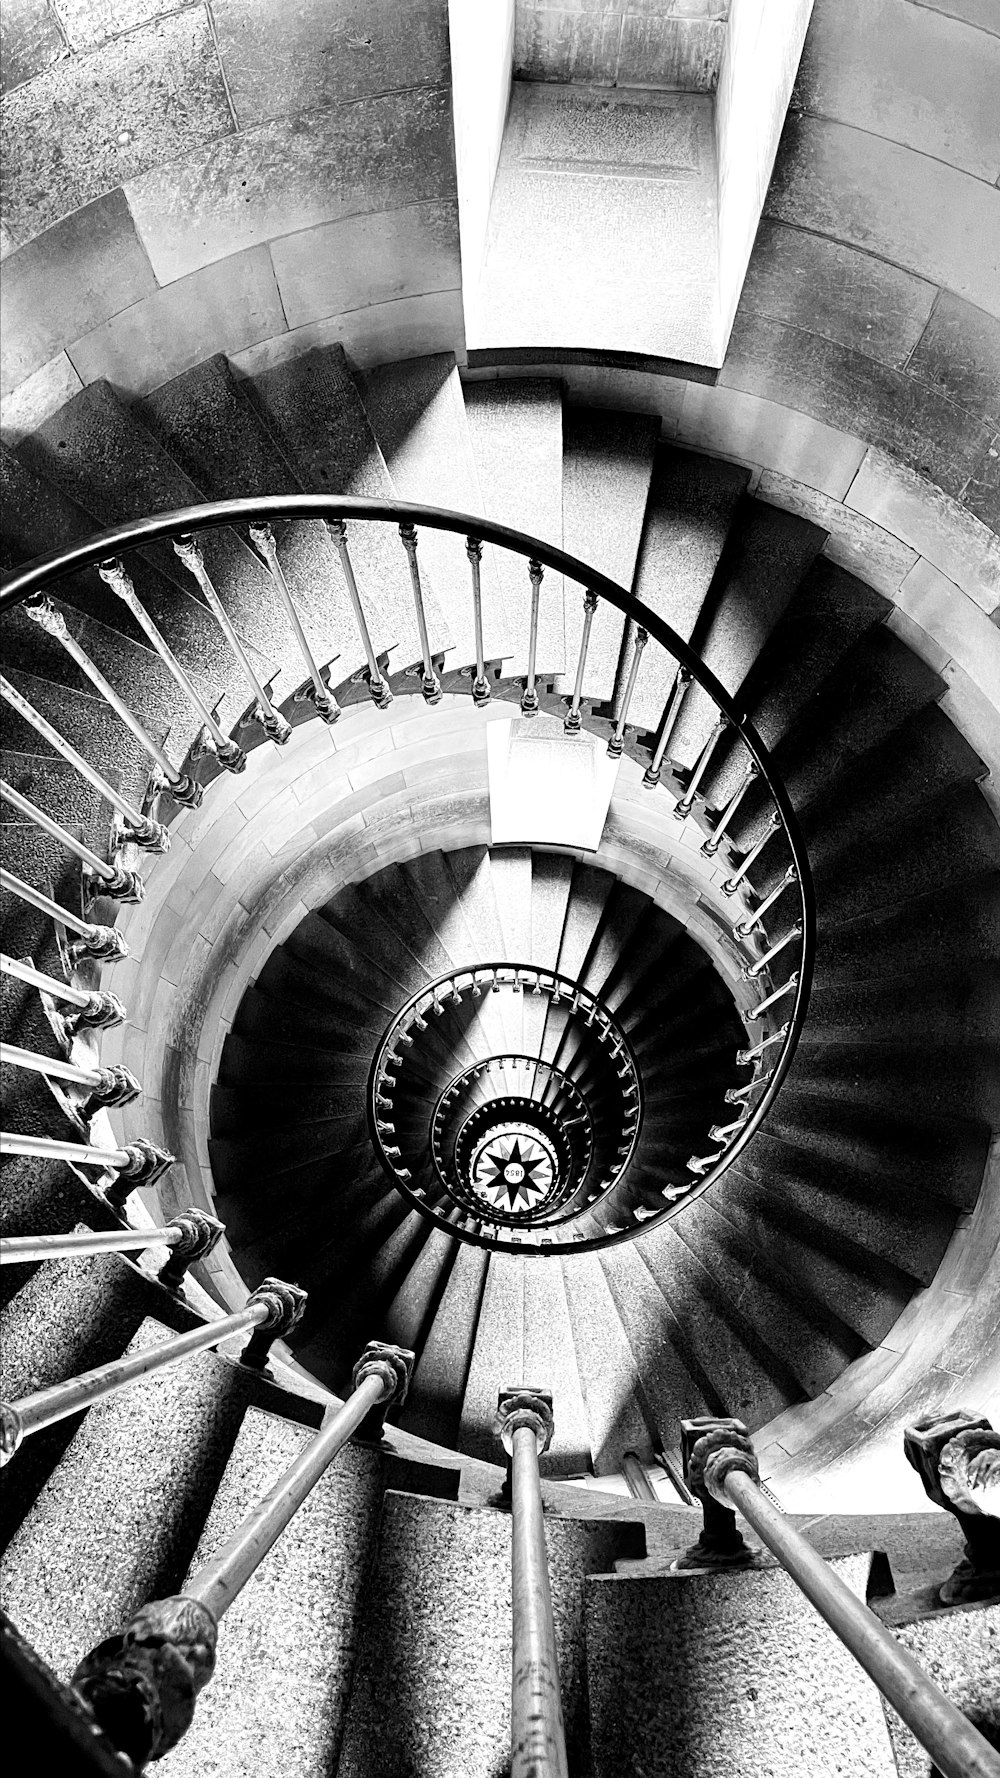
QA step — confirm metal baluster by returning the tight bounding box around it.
[0,1210,224,1291]
[521,560,543,717]
[0,671,167,851]
[70,1342,412,1768]
[466,536,491,707]
[398,524,442,705]
[721,811,782,894]
[0,1131,173,1206]
[0,779,143,903]
[0,1278,306,1465]
[249,523,340,724]
[495,1390,568,1778]
[0,869,128,963]
[17,605,203,808]
[97,559,245,772]
[642,667,691,787]
[0,1043,139,1114]
[748,973,799,1019]
[708,1114,750,1142]
[675,715,728,819]
[0,953,125,1031]
[563,591,598,733]
[702,762,758,854]
[608,625,648,758]
[734,865,798,937]
[173,535,291,744]
[743,924,803,980]
[327,520,392,710]
[736,1022,791,1066]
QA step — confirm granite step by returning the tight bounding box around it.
[766,1089,988,1211]
[522,1258,593,1477]
[220,1153,387,1276]
[528,849,577,970]
[158,1414,383,1778]
[786,1039,1000,1130]
[807,966,1000,1051]
[624,446,750,734]
[669,497,825,769]
[219,1028,377,1085]
[463,378,566,677]
[457,1251,525,1464]
[814,870,1000,984]
[577,879,656,1001]
[283,913,405,1016]
[247,344,452,671]
[561,1250,658,1470]
[0,664,156,818]
[307,1211,438,1397]
[15,382,278,724]
[340,858,457,979]
[397,1242,490,1450]
[378,1225,459,1356]
[596,1241,716,1448]
[209,1080,366,1136]
[320,883,441,1000]
[586,1557,898,1777]
[556,404,660,705]
[811,781,1000,930]
[208,1117,373,1194]
[362,352,513,666]
[400,849,489,968]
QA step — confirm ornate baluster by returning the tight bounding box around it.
[521,560,544,717]
[0,868,128,963]
[0,1209,224,1292]
[494,1389,568,1778]
[702,762,758,855]
[734,865,798,938]
[398,523,442,705]
[17,605,203,808]
[743,924,803,980]
[0,671,167,851]
[327,520,392,709]
[721,810,782,894]
[708,1114,750,1143]
[0,779,143,903]
[70,1342,411,1768]
[903,1412,1000,1606]
[747,972,799,1019]
[0,953,125,1032]
[0,1043,139,1117]
[642,667,691,788]
[0,1131,173,1207]
[173,535,291,744]
[564,591,598,734]
[735,1021,791,1066]
[0,1278,306,1466]
[249,523,340,724]
[607,625,648,758]
[97,559,245,772]
[675,715,728,819]
[466,536,491,707]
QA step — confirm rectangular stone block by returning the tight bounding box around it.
[1,190,156,394]
[67,245,286,397]
[845,447,1000,614]
[0,351,82,444]
[898,557,1000,705]
[738,219,937,373]
[756,472,919,597]
[766,115,1000,321]
[125,86,456,284]
[1,0,65,94]
[1,10,234,242]
[677,380,866,499]
[907,290,1000,423]
[56,0,182,52]
[213,0,450,125]
[270,198,460,331]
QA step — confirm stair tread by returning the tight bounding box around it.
[400,1241,489,1449]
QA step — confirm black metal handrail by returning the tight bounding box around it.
[1,493,816,1252]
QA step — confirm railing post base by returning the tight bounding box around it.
[237,1277,308,1373]
[351,1340,415,1440]
[680,1416,759,1568]
[904,1410,1000,1605]
[72,1595,218,1768]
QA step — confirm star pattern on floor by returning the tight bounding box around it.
[471,1129,556,1213]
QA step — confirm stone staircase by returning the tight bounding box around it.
[1,343,998,1773]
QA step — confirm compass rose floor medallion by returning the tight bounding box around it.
[469,1124,560,1217]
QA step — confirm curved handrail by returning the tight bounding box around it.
[0,494,816,1246]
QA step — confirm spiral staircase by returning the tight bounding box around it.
[1,344,998,1774]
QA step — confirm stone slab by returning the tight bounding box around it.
[0,0,65,93]
[270,197,460,332]
[1,189,156,394]
[68,244,286,398]
[231,290,464,383]
[885,1607,1000,1776]
[846,446,1000,615]
[908,291,1000,425]
[56,0,182,53]
[562,1251,653,1469]
[676,379,867,499]
[897,557,1000,705]
[488,717,620,850]
[738,218,938,373]
[125,86,456,285]
[756,472,920,598]
[765,115,1000,321]
[587,1557,898,1777]
[212,0,450,126]
[795,0,1000,181]
[1,9,234,244]
[0,352,83,446]
[458,1253,524,1462]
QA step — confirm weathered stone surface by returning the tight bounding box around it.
[125,86,455,284]
[0,190,155,395]
[738,219,938,372]
[722,311,993,501]
[56,0,182,53]
[587,1558,898,1776]
[963,433,1000,535]
[845,447,1000,612]
[270,198,460,331]
[212,0,450,125]
[0,351,82,444]
[917,0,999,27]
[0,0,65,94]
[795,0,1000,182]
[897,558,1000,705]
[908,292,1000,424]
[1,10,234,244]
[676,381,866,499]
[67,245,285,398]
[514,3,726,90]
[766,115,1000,321]
[884,1607,1000,1776]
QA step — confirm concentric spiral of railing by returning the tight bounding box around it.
[0,492,815,1261]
